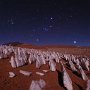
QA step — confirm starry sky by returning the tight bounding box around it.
[0,0,90,46]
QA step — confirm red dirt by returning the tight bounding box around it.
[0,44,90,90]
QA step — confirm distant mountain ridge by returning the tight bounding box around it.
[3,42,23,46]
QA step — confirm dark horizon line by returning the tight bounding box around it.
[1,41,90,47]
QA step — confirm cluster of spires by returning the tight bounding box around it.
[0,45,90,90]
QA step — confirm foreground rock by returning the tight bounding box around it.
[36,72,45,76]
[19,70,32,76]
[29,79,46,90]
[9,72,16,78]
[78,64,88,81]
[86,80,90,90]
[61,61,73,90]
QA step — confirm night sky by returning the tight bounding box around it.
[0,0,90,46]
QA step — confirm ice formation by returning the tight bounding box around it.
[0,45,90,90]
[0,45,89,73]
[86,80,90,90]
[20,70,32,76]
[9,72,16,78]
[9,56,16,68]
[42,70,49,73]
[61,61,73,90]
[68,59,77,72]
[78,64,88,81]
[36,72,45,76]
[49,60,56,71]
[29,79,46,90]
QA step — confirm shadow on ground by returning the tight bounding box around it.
[56,69,67,90]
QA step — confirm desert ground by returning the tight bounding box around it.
[0,42,90,90]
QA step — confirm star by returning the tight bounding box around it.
[43,28,49,31]
[49,25,53,28]
[69,15,73,18]
[50,17,53,20]
[11,21,14,25]
[36,38,39,42]
[8,18,14,25]
[73,41,77,44]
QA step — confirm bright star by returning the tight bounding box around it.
[73,41,77,44]
[50,17,53,20]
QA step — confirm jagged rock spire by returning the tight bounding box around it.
[78,64,88,81]
[61,61,73,90]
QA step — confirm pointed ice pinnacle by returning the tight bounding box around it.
[30,80,41,90]
[85,60,89,71]
[69,60,77,72]
[38,79,46,88]
[29,79,46,90]
[78,64,88,81]
[49,60,56,71]
[9,56,17,68]
[61,61,73,90]
[86,80,90,90]
[81,58,90,71]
